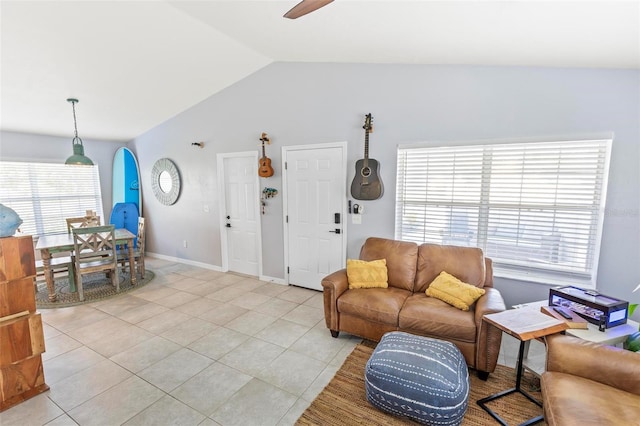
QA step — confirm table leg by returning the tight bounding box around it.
[477,340,544,425]
[40,249,56,302]
[516,340,531,378]
[128,241,137,285]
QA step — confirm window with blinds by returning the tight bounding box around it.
[0,161,104,237]
[396,139,612,288]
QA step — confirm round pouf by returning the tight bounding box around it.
[364,331,469,425]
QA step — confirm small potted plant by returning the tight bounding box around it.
[625,284,640,352]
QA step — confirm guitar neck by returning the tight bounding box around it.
[260,133,269,158]
[363,132,369,166]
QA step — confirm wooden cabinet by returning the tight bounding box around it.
[0,235,48,412]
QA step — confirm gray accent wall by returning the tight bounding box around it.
[131,63,639,309]
[2,62,638,310]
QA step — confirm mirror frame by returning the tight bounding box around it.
[112,147,142,215]
[151,158,181,205]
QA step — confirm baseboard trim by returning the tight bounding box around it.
[260,275,286,285]
[146,252,223,272]
[146,252,287,285]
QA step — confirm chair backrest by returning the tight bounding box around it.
[72,225,117,264]
[136,217,146,252]
[414,243,488,293]
[359,237,418,292]
[66,215,101,233]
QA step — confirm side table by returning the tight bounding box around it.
[513,300,639,378]
[515,300,639,345]
[478,308,568,426]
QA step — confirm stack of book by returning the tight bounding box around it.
[484,308,569,341]
[540,305,589,329]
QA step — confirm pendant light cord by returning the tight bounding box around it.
[64,97,93,165]
[70,99,80,141]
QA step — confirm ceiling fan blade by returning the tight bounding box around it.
[284,0,334,19]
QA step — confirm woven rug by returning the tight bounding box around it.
[35,270,155,309]
[297,342,546,425]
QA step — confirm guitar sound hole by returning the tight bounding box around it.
[361,167,371,178]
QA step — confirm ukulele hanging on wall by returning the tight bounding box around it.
[258,132,274,178]
[351,113,383,200]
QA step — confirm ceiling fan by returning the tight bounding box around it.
[284,0,334,19]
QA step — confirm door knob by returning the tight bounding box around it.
[329,229,341,234]
[226,223,231,228]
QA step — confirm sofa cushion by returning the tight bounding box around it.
[338,287,410,326]
[542,371,640,426]
[415,244,486,293]
[360,237,418,292]
[347,258,388,289]
[399,294,477,342]
[365,331,469,425]
[425,271,485,311]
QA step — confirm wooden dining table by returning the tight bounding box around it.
[35,228,137,302]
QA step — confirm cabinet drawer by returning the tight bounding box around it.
[0,355,48,412]
[0,277,36,317]
[0,236,36,281]
[0,313,45,366]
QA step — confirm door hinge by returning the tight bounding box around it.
[285,161,287,170]
[286,215,288,223]
[287,266,290,274]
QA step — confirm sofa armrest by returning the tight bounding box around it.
[474,288,506,372]
[545,333,640,396]
[483,258,494,288]
[474,287,506,325]
[321,269,349,331]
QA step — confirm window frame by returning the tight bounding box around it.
[395,137,612,289]
[0,161,104,237]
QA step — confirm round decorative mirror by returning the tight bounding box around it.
[159,171,173,193]
[151,158,181,205]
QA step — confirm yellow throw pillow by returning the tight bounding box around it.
[426,271,485,311]
[347,259,388,289]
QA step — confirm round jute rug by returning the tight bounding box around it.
[35,270,155,309]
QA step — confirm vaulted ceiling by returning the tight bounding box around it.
[1,1,638,141]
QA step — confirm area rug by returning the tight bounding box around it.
[297,342,546,425]
[35,270,155,309]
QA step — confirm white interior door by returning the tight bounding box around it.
[283,143,347,290]
[218,152,261,276]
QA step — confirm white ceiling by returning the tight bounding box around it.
[1,1,638,142]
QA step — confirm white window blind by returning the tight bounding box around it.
[0,161,104,236]
[396,139,611,288]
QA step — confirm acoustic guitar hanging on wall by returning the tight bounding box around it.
[351,113,383,200]
[258,132,274,178]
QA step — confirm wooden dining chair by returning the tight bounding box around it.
[72,225,119,301]
[117,217,146,279]
[35,255,76,292]
[66,215,101,233]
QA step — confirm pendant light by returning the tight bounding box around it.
[65,98,93,165]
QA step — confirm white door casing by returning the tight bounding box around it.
[283,142,347,290]
[217,152,262,276]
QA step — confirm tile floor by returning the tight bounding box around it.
[1,257,545,426]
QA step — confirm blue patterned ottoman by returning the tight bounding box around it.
[364,332,469,425]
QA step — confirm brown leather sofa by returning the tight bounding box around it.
[541,333,640,425]
[322,237,506,378]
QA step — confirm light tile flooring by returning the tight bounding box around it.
[1,257,545,426]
